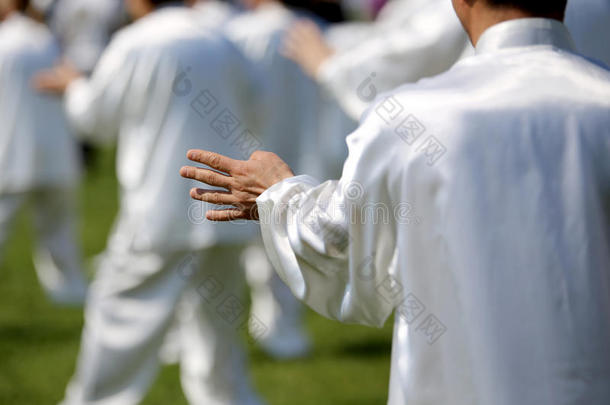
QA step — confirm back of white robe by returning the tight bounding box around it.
[256,18,610,405]
[65,8,259,251]
[0,14,79,194]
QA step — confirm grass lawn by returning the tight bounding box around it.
[0,147,393,405]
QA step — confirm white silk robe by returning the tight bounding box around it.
[0,13,79,194]
[64,7,259,251]
[59,8,264,405]
[320,0,472,119]
[257,18,610,405]
[565,0,610,67]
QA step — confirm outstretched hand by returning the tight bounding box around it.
[180,150,294,221]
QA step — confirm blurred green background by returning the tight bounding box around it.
[0,147,392,405]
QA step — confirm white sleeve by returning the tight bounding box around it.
[256,112,400,327]
[64,39,135,142]
[317,2,467,119]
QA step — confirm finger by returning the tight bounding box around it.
[206,209,251,222]
[189,188,237,205]
[180,166,233,188]
[186,150,239,174]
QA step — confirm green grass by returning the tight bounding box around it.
[0,147,392,405]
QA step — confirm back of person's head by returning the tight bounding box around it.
[279,0,345,23]
[486,0,567,17]
[10,0,29,12]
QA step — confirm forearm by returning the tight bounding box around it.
[257,176,395,327]
[64,77,119,143]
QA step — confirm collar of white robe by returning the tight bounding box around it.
[475,17,576,55]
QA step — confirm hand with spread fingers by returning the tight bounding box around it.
[180,150,294,221]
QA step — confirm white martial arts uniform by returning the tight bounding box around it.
[60,6,262,405]
[565,0,610,67]
[321,0,472,119]
[50,0,126,73]
[0,13,86,305]
[256,18,610,405]
[156,0,239,366]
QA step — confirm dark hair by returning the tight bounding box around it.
[486,0,567,16]
[280,0,346,23]
[15,0,30,12]
[150,0,185,6]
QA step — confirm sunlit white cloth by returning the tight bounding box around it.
[565,0,610,67]
[320,0,472,120]
[0,189,87,305]
[0,13,85,305]
[60,7,263,405]
[224,3,323,358]
[64,7,259,252]
[257,18,610,405]
[0,13,80,194]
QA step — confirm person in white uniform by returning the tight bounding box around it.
[35,0,264,404]
[565,0,610,67]
[181,0,610,404]
[283,0,472,120]
[156,0,240,366]
[222,0,330,359]
[163,0,313,365]
[0,0,86,305]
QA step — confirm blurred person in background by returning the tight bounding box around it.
[0,0,86,305]
[160,0,314,365]
[283,0,472,119]
[156,0,239,366]
[181,0,610,404]
[221,0,330,360]
[565,0,610,67]
[35,0,264,404]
